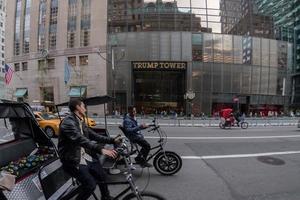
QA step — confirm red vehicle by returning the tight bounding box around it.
[219,108,248,129]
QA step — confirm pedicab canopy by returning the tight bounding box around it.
[55,95,114,107]
[220,108,233,119]
[0,100,56,181]
[56,95,115,130]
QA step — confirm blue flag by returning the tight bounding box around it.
[64,58,71,84]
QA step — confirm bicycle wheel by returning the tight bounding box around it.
[122,191,166,200]
[153,151,182,176]
[219,122,225,129]
[241,122,248,129]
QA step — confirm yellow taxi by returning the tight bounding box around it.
[34,112,96,137]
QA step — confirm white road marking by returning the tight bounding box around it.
[181,150,300,160]
[144,135,300,140]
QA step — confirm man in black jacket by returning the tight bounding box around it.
[58,99,119,200]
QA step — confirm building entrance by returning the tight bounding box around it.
[133,70,186,114]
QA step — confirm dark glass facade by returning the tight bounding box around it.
[107,0,295,115]
[108,32,292,115]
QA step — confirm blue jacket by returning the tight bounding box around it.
[123,115,144,141]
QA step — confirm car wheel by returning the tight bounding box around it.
[44,127,55,138]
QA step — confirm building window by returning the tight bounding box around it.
[80,30,90,47]
[47,59,55,69]
[79,55,88,66]
[38,59,55,70]
[68,56,76,66]
[40,86,54,102]
[14,0,22,55]
[49,0,58,49]
[22,62,28,71]
[80,0,91,47]
[38,0,47,51]
[67,32,75,48]
[14,63,20,71]
[1,38,3,43]
[67,0,77,48]
[1,45,4,50]
[23,0,31,54]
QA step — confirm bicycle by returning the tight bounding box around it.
[100,138,166,200]
[219,117,249,129]
[119,118,182,176]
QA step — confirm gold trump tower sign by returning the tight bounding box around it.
[132,61,187,71]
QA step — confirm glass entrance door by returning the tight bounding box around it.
[134,71,185,114]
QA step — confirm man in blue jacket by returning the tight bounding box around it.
[123,106,152,167]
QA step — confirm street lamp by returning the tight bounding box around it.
[184,90,195,118]
[96,46,125,112]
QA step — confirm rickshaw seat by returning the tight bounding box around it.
[0,138,36,168]
[38,158,99,200]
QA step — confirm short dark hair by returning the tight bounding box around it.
[128,105,135,113]
[68,99,83,112]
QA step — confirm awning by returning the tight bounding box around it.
[14,88,28,97]
[68,86,86,97]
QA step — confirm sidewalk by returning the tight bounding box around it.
[93,116,299,127]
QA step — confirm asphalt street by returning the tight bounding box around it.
[98,126,300,200]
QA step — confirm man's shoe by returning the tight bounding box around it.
[140,161,153,168]
[101,195,115,200]
[134,157,143,163]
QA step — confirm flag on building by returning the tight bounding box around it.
[64,58,71,84]
[4,64,14,85]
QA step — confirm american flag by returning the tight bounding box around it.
[4,64,14,85]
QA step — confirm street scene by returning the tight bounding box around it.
[0,0,300,199]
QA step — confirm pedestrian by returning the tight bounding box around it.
[123,106,152,168]
[58,99,121,200]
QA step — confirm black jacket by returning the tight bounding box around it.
[58,113,114,166]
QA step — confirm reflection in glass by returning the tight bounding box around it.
[233,35,242,64]
[270,40,278,67]
[192,34,203,61]
[277,41,287,68]
[251,66,260,94]
[213,34,223,63]
[223,34,233,63]
[261,39,270,67]
[260,66,269,95]
[252,37,261,66]
[203,33,213,62]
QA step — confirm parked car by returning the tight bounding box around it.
[34,112,96,137]
[56,107,71,117]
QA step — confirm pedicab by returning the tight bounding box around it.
[0,100,57,200]
[219,108,248,129]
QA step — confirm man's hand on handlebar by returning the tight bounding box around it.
[140,123,149,129]
[113,134,122,145]
[101,149,118,159]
